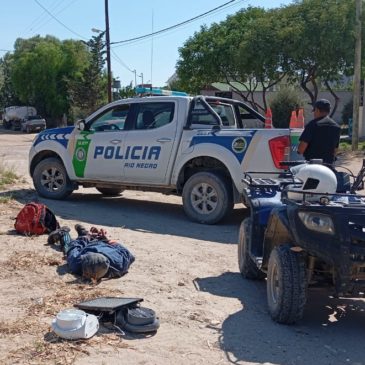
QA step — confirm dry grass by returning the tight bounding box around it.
[0,250,131,364]
[0,161,18,190]
[0,251,63,279]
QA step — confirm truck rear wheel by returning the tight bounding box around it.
[96,187,123,196]
[267,244,307,324]
[238,218,266,279]
[33,157,73,199]
[182,171,233,224]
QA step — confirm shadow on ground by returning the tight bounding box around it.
[195,272,365,365]
[2,188,248,244]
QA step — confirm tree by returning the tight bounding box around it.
[176,1,357,113]
[177,7,269,109]
[0,53,20,108]
[237,8,289,111]
[10,35,89,125]
[281,0,355,115]
[118,82,135,99]
[67,32,107,116]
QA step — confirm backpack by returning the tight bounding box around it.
[14,202,59,235]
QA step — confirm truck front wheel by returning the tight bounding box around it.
[267,245,307,324]
[33,157,73,199]
[182,171,233,224]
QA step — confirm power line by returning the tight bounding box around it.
[24,0,67,34]
[111,0,245,50]
[32,0,88,40]
[110,49,134,73]
[111,0,238,46]
[30,0,79,34]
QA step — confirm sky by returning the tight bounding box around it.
[1,0,294,87]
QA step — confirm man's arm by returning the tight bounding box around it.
[297,141,308,155]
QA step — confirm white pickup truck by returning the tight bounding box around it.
[29,95,298,224]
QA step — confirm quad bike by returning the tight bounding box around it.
[238,159,365,324]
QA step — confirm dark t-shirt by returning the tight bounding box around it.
[299,116,341,164]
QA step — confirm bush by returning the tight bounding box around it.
[269,88,303,128]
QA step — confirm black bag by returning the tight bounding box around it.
[116,306,160,333]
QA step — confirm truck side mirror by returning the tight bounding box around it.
[76,119,85,131]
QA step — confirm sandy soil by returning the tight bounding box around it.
[0,129,364,365]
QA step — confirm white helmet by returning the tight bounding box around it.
[287,164,337,202]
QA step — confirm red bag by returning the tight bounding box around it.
[14,202,59,235]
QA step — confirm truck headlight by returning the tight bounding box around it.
[298,212,334,235]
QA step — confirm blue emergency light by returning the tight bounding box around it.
[135,87,188,97]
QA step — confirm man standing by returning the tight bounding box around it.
[297,99,341,165]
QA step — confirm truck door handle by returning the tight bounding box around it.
[110,139,122,144]
[156,138,172,143]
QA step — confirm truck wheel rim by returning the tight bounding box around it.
[190,183,218,215]
[269,263,280,305]
[40,167,65,192]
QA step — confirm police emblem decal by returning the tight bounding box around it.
[232,137,247,153]
[75,147,86,161]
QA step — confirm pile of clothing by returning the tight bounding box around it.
[48,224,135,283]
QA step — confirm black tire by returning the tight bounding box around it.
[26,125,32,133]
[182,171,233,224]
[238,218,266,279]
[267,245,307,324]
[96,187,123,196]
[33,157,73,199]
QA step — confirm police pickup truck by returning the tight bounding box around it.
[29,95,297,224]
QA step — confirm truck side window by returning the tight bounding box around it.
[238,105,264,128]
[190,100,219,127]
[89,104,130,132]
[135,102,175,130]
[209,103,236,127]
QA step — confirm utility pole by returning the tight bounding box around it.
[352,0,362,150]
[133,70,137,87]
[139,73,144,86]
[105,0,112,103]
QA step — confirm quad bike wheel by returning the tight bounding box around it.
[267,244,307,324]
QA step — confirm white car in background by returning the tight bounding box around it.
[21,115,46,133]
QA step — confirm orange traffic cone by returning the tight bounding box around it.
[297,108,304,128]
[265,108,273,129]
[289,110,298,128]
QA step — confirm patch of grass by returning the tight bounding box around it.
[339,141,365,151]
[0,160,18,190]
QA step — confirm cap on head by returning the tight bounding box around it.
[313,99,331,113]
[81,253,110,281]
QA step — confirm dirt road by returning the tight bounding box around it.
[0,129,364,365]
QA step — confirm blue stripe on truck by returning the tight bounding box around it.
[33,126,74,148]
[189,131,257,163]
